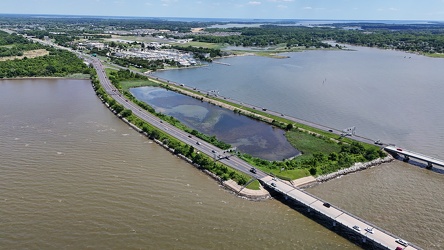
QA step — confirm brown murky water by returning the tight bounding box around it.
[0,79,355,249]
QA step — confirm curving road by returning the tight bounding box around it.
[90,57,268,180]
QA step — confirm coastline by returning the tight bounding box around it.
[0,76,90,80]
[101,96,273,200]
[316,154,394,183]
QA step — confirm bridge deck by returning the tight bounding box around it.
[385,146,444,167]
[261,176,422,250]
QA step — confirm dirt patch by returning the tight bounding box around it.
[0,49,49,61]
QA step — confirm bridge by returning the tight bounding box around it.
[260,176,421,250]
[384,145,444,169]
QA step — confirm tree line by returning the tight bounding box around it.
[91,70,247,184]
[0,47,91,78]
[187,24,444,54]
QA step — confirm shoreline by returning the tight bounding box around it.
[0,76,90,81]
[315,154,394,183]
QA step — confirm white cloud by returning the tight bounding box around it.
[377,7,399,12]
[268,0,294,2]
[277,4,287,9]
[303,6,312,10]
[248,1,262,5]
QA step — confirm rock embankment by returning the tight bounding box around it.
[316,154,394,182]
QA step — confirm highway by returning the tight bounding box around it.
[151,75,379,146]
[385,145,444,168]
[90,57,269,180]
[14,33,420,249]
[261,176,421,250]
[93,58,420,249]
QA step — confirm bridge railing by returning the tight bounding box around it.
[385,147,444,164]
[282,185,423,250]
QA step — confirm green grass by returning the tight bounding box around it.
[173,41,223,49]
[423,52,444,58]
[65,73,90,79]
[245,180,260,190]
[285,129,342,158]
[273,168,310,180]
[119,79,159,91]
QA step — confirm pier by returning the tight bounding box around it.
[384,145,444,169]
[213,61,231,66]
[260,176,421,250]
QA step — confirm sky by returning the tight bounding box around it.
[1,0,444,20]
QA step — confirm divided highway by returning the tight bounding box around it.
[90,57,268,180]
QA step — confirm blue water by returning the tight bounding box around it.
[130,87,299,161]
[153,46,444,159]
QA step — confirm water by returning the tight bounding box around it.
[0,79,354,249]
[3,45,444,249]
[152,46,444,249]
[153,46,444,159]
[129,86,299,160]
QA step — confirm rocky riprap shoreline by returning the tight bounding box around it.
[316,155,394,182]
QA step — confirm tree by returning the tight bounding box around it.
[309,167,317,176]
[120,109,132,118]
[286,123,294,131]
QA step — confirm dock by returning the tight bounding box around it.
[213,61,231,66]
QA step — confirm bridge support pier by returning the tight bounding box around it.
[403,155,410,162]
[332,221,336,227]
[427,162,433,170]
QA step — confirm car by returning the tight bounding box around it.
[250,167,257,174]
[328,129,333,132]
[196,141,201,145]
[188,135,192,138]
[211,150,216,153]
[159,120,163,123]
[352,225,361,231]
[271,182,276,187]
[365,228,374,234]
[395,239,409,247]
[396,148,403,151]
[323,202,331,208]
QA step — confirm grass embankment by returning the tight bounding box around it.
[423,52,444,58]
[245,180,261,190]
[102,64,384,183]
[145,75,384,180]
[91,71,257,189]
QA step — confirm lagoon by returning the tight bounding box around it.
[153,46,444,159]
[130,86,299,160]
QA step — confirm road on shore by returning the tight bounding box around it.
[91,57,269,181]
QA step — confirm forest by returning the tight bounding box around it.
[187,24,444,54]
[0,31,91,78]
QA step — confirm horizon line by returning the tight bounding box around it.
[0,13,443,22]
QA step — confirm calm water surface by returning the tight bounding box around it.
[0,79,355,249]
[130,86,299,160]
[3,46,444,249]
[153,46,444,249]
[153,46,444,159]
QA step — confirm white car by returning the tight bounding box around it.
[395,238,409,247]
